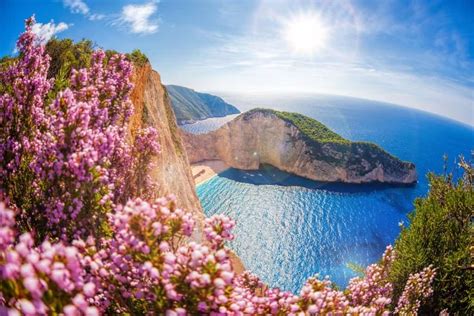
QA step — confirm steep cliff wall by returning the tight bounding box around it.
[182,109,417,184]
[128,66,245,271]
[129,64,203,218]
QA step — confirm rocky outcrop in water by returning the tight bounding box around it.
[182,109,417,184]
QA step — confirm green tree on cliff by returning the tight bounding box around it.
[390,156,474,314]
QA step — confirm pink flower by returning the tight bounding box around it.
[63,305,80,316]
[83,282,96,297]
[23,277,44,298]
[18,299,35,315]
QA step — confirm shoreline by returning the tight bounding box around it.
[191,160,230,186]
[191,160,245,273]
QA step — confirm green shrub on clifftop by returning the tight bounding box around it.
[45,38,94,80]
[389,157,474,314]
[127,49,149,67]
[270,109,348,143]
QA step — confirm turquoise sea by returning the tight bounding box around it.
[181,95,474,293]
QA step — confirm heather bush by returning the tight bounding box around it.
[1,199,436,315]
[0,202,99,315]
[0,17,437,315]
[0,16,159,241]
[45,39,149,92]
[395,266,436,315]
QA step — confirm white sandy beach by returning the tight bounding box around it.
[191,160,230,186]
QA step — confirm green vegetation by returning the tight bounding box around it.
[244,108,348,143]
[0,55,16,70]
[104,48,149,67]
[273,109,349,143]
[166,85,240,123]
[44,39,149,94]
[390,157,474,314]
[0,56,16,94]
[45,38,94,80]
[1,38,149,90]
[46,38,149,76]
[127,49,149,67]
[0,38,150,107]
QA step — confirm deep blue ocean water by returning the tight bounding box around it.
[183,95,474,293]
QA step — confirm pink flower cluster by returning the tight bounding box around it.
[0,203,15,251]
[0,16,160,241]
[0,17,51,187]
[395,265,436,314]
[346,245,395,312]
[0,204,98,315]
[128,127,161,200]
[82,197,197,312]
[83,197,241,314]
[204,214,235,249]
[1,196,437,315]
[227,248,394,315]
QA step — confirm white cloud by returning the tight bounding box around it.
[31,21,70,44]
[63,0,89,15]
[89,13,105,21]
[119,1,159,34]
[63,0,105,21]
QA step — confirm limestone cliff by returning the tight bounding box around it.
[128,66,245,271]
[182,109,417,184]
[129,64,202,218]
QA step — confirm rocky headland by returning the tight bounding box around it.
[166,85,240,125]
[182,109,417,184]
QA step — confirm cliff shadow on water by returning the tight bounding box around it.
[218,164,417,194]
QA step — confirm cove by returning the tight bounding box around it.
[190,96,474,292]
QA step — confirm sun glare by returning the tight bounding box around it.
[282,11,329,56]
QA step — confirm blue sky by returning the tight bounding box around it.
[1,0,473,125]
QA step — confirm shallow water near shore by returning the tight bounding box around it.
[188,95,474,292]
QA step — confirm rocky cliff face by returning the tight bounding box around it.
[128,67,245,271]
[182,109,417,184]
[129,64,202,218]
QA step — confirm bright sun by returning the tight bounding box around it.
[282,12,329,56]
